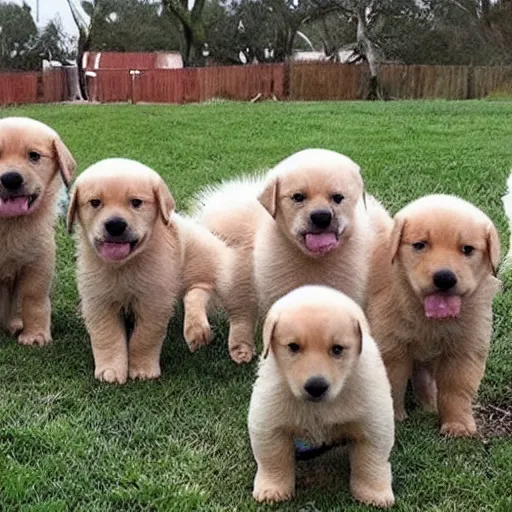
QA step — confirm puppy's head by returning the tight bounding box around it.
[258,149,364,258]
[0,117,76,218]
[262,286,365,403]
[391,194,501,319]
[67,158,175,264]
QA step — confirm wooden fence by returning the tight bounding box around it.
[2,63,512,106]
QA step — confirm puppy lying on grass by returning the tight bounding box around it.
[248,285,395,508]
[367,195,501,437]
[0,117,75,345]
[192,148,389,362]
[67,158,248,383]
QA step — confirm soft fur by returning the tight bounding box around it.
[248,285,395,507]
[367,194,501,437]
[192,148,389,362]
[68,158,251,383]
[0,116,76,345]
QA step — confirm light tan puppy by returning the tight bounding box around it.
[192,149,388,362]
[367,194,501,437]
[68,158,241,384]
[0,117,75,345]
[248,285,395,508]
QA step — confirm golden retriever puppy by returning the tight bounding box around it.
[248,285,395,507]
[0,117,76,345]
[67,158,240,384]
[192,148,389,362]
[367,194,501,437]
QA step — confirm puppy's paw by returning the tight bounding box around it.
[17,330,51,346]
[253,483,294,503]
[8,317,23,336]
[351,484,395,508]
[95,366,128,385]
[129,362,161,381]
[230,342,255,364]
[440,420,476,438]
[184,316,213,352]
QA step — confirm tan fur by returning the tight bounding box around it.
[191,149,390,362]
[367,194,501,437]
[248,286,395,507]
[0,117,76,345]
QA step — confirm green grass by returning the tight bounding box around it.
[1,100,512,511]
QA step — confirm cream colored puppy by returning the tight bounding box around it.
[248,285,395,508]
[68,158,240,384]
[367,195,501,437]
[0,116,76,345]
[192,149,388,362]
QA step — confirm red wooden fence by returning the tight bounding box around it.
[1,63,512,105]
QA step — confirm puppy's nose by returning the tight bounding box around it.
[105,217,128,237]
[0,172,24,190]
[310,209,332,229]
[304,376,329,399]
[433,269,457,291]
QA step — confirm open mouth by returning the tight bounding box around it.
[303,232,340,255]
[0,194,38,217]
[96,239,140,262]
[423,292,462,319]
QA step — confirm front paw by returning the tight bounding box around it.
[229,342,255,364]
[129,361,161,381]
[253,482,294,503]
[351,482,395,508]
[18,330,51,346]
[95,365,128,384]
[440,419,476,438]
[184,315,213,352]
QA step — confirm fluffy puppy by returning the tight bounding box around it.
[192,149,388,362]
[248,285,395,508]
[68,158,239,383]
[0,117,75,345]
[367,195,501,437]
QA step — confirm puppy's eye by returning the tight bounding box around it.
[90,199,101,208]
[332,193,344,204]
[28,151,41,163]
[130,198,143,208]
[462,245,475,256]
[287,342,300,354]
[331,345,344,357]
[412,241,427,251]
[291,193,306,203]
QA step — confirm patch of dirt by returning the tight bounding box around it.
[475,387,512,441]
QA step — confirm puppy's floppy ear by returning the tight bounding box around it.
[262,310,279,358]
[391,216,406,264]
[486,223,501,276]
[53,138,76,188]
[258,177,279,218]
[354,320,363,355]
[154,178,175,225]
[66,185,79,234]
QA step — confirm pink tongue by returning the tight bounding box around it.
[424,294,461,319]
[0,197,29,216]
[98,242,131,261]
[305,233,338,254]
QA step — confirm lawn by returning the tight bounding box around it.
[1,100,512,512]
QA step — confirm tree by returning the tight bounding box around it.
[0,1,38,70]
[34,17,76,63]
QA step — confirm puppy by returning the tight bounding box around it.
[192,148,388,362]
[248,285,395,507]
[0,117,75,345]
[68,158,242,383]
[367,194,501,437]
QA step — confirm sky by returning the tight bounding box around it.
[13,0,77,37]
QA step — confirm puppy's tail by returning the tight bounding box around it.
[188,174,268,247]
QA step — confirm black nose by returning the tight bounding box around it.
[310,209,332,229]
[304,376,329,399]
[0,172,24,190]
[433,269,457,291]
[105,217,128,237]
